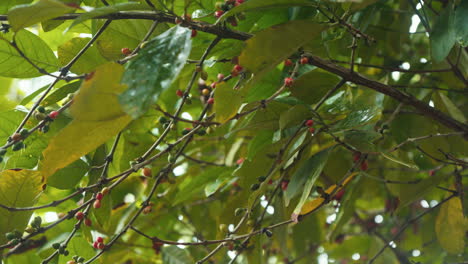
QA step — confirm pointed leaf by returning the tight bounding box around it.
[290,148,331,214]
[119,26,192,118]
[430,6,456,62]
[162,245,194,264]
[435,196,466,254]
[214,82,243,122]
[0,30,59,78]
[41,63,132,178]
[8,0,74,31]
[0,169,43,245]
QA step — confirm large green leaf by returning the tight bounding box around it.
[58,37,107,74]
[214,82,243,123]
[0,30,59,78]
[162,246,194,264]
[218,0,317,22]
[46,159,89,189]
[430,6,456,62]
[239,20,324,91]
[119,26,192,118]
[435,197,466,254]
[0,0,33,13]
[0,169,43,245]
[7,0,74,31]
[289,70,342,105]
[173,167,226,205]
[454,0,468,46]
[41,63,132,178]
[69,3,152,29]
[288,148,331,213]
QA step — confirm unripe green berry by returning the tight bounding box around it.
[250,183,260,191]
[10,238,20,246]
[40,125,49,133]
[257,176,267,182]
[52,243,60,249]
[12,142,25,151]
[196,129,206,136]
[0,148,6,155]
[159,116,168,124]
[37,106,46,113]
[19,129,29,137]
[5,232,16,240]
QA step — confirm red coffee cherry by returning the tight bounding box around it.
[305,119,314,127]
[207,98,214,105]
[217,73,225,81]
[75,211,84,220]
[281,180,289,191]
[360,160,368,171]
[308,127,315,134]
[284,59,293,67]
[96,192,103,201]
[353,152,361,162]
[233,64,243,72]
[215,10,224,18]
[84,218,92,226]
[191,29,197,38]
[142,167,152,177]
[48,111,59,119]
[93,200,101,209]
[284,77,294,87]
[121,48,132,56]
[333,189,345,201]
[300,56,309,65]
[96,237,104,243]
[176,89,184,97]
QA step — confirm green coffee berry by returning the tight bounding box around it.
[12,142,25,151]
[250,183,260,191]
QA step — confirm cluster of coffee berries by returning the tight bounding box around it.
[75,211,92,226]
[352,152,368,171]
[282,55,311,87]
[52,242,70,256]
[305,119,315,134]
[92,237,105,250]
[67,255,85,264]
[93,188,108,209]
[5,230,22,247]
[214,0,246,26]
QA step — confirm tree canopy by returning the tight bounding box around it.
[0,0,467,263]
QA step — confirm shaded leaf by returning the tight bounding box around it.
[290,70,342,105]
[120,26,192,118]
[46,159,89,189]
[214,82,243,123]
[435,196,466,254]
[430,6,456,62]
[162,245,193,264]
[58,37,107,74]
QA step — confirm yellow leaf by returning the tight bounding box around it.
[435,196,466,254]
[299,172,357,216]
[41,63,132,178]
[0,169,43,245]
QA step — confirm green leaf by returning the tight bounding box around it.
[435,92,466,123]
[430,6,456,62]
[279,104,311,130]
[119,26,192,118]
[0,169,43,245]
[7,0,74,31]
[214,82,243,123]
[288,148,331,213]
[454,0,468,46]
[290,70,342,105]
[69,3,152,29]
[435,197,466,254]
[41,63,132,178]
[239,20,324,91]
[173,167,226,205]
[218,0,317,22]
[58,37,107,74]
[162,245,194,264]
[42,80,82,106]
[0,0,33,14]
[0,30,59,78]
[393,172,446,209]
[343,129,379,152]
[46,159,89,189]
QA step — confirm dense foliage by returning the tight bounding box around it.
[0,0,467,263]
